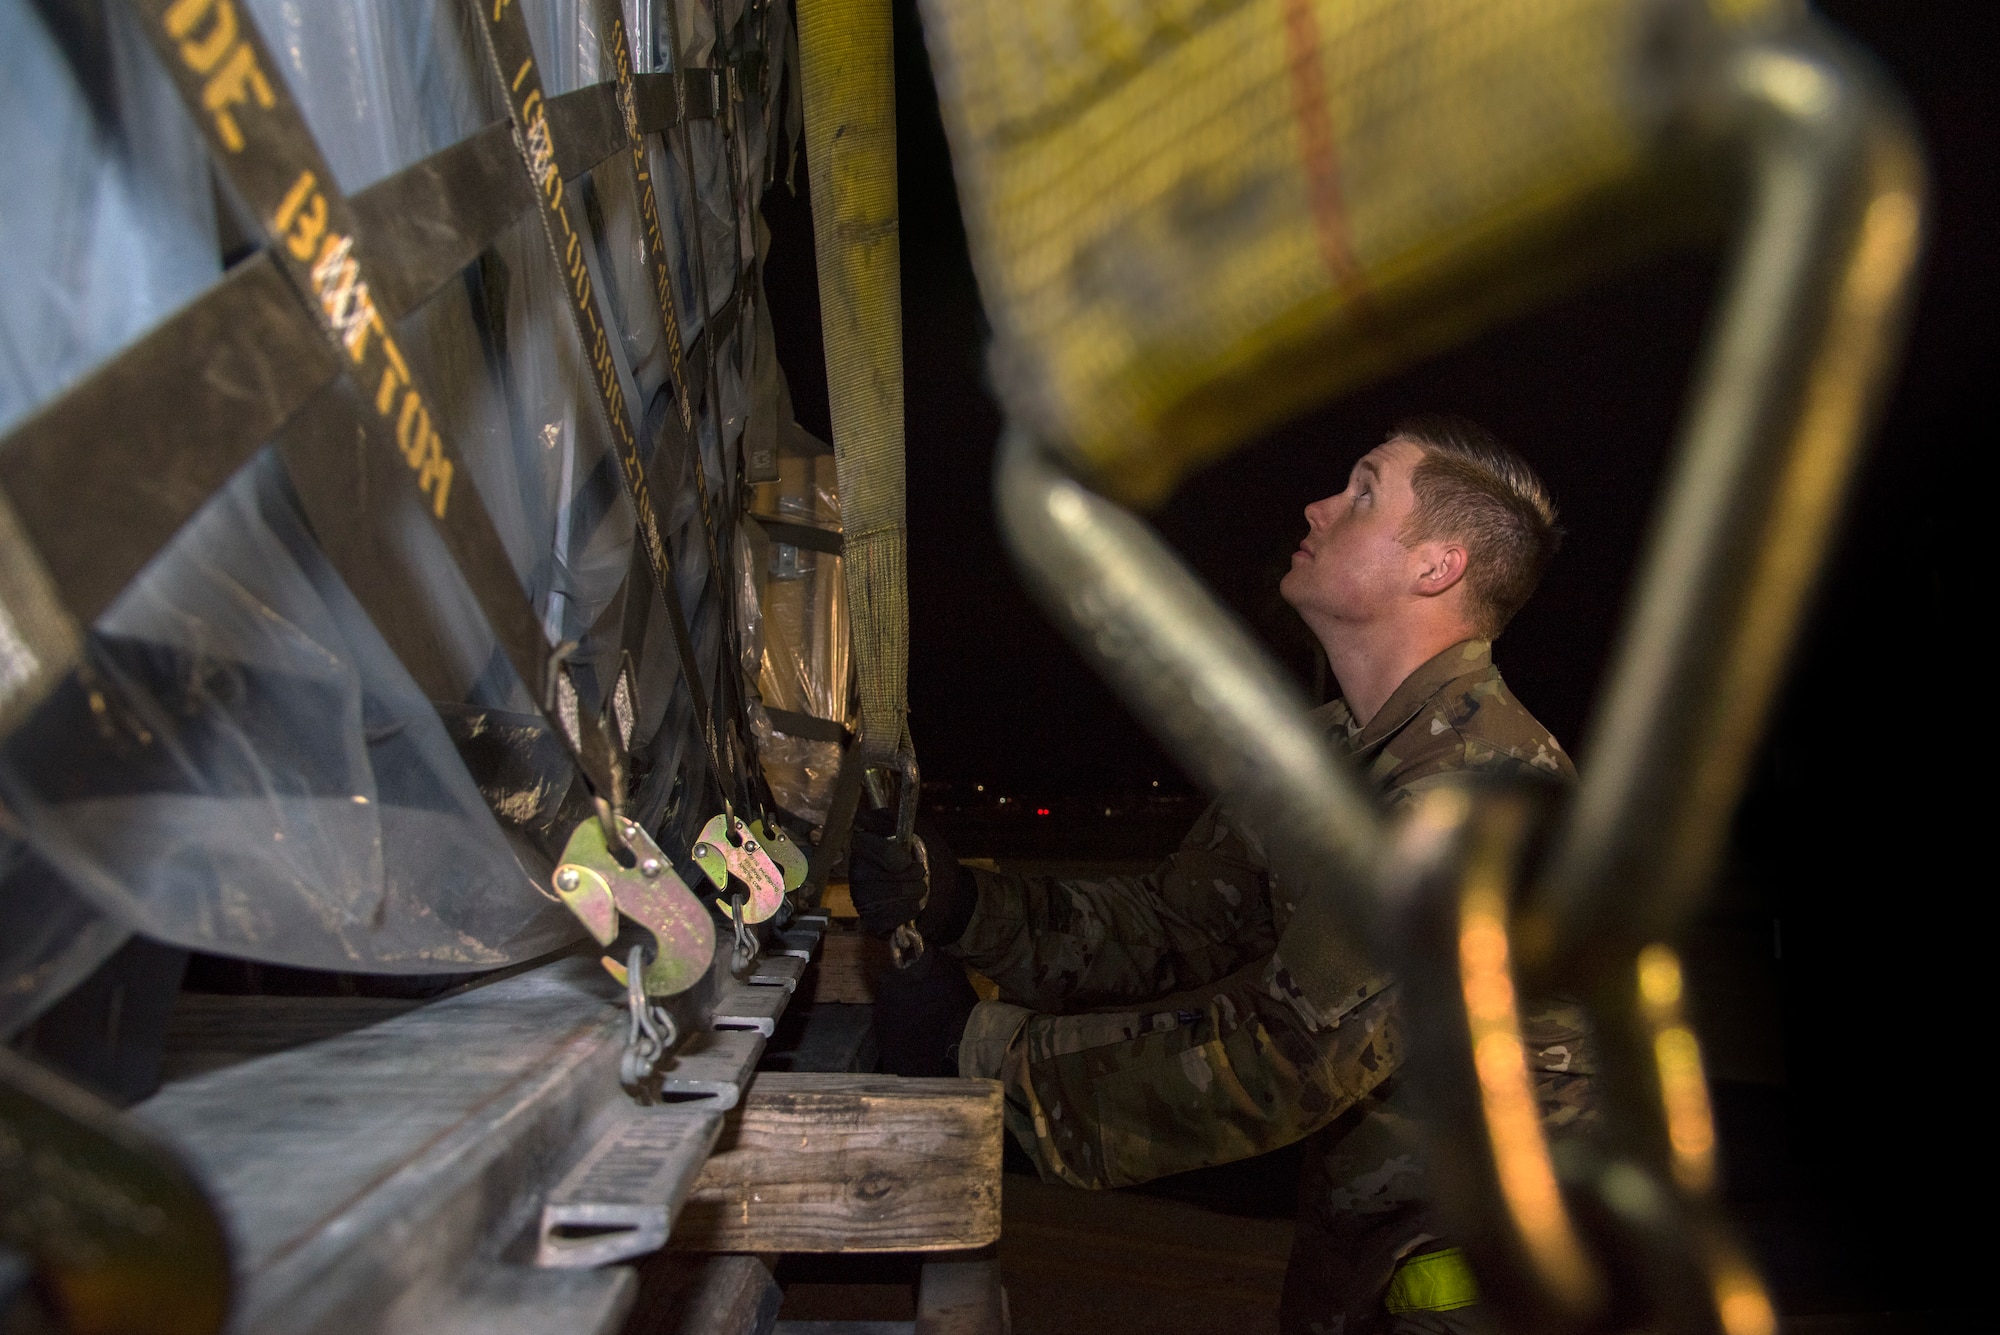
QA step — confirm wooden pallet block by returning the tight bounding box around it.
[672,1073,1003,1255]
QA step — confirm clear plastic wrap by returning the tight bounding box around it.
[0,0,653,1029]
[651,136,708,340]
[716,323,749,480]
[2,0,224,1025]
[0,1,218,434]
[0,842,132,1045]
[742,245,782,479]
[242,0,497,193]
[239,0,635,705]
[0,0,832,1031]
[734,525,762,679]
[622,0,672,73]
[583,159,674,409]
[675,0,718,69]
[518,0,602,96]
[1,454,575,977]
[747,429,851,821]
[686,120,741,314]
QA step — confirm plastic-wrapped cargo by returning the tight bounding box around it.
[747,415,853,823]
[0,0,836,1039]
[0,0,581,1033]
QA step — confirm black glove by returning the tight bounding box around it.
[872,945,981,1077]
[847,812,976,948]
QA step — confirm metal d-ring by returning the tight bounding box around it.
[991,25,1922,1335]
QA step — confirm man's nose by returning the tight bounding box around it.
[1303,496,1334,529]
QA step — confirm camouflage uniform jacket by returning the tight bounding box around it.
[950,638,1576,1189]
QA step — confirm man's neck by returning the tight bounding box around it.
[1319,621,1477,728]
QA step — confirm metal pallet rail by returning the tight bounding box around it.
[137,913,830,1335]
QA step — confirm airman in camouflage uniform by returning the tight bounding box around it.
[950,637,1581,1168]
[947,639,1592,1333]
[846,418,1585,1333]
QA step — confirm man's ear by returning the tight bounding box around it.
[1411,542,1469,598]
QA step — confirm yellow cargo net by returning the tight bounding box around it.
[923,0,1786,505]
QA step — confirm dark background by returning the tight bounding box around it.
[763,0,1991,1319]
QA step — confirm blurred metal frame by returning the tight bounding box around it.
[996,20,1922,1334]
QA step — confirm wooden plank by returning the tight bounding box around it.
[672,1074,1003,1254]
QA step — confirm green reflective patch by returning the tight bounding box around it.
[1384,1247,1480,1314]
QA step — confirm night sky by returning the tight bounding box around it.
[761,0,1992,1309]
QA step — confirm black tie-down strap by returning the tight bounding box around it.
[0,3,817,895]
[466,0,740,821]
[652,0,769,822]
[0,20,760,801]
[0,14,768,711]
[594,0,759,822]
[0,249,329,740]
[120,0,628,823]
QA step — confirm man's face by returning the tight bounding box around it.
[1279,437,1427,626]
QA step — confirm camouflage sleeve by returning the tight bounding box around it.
[957,958,1400,1189]
[947,805,1279,1011]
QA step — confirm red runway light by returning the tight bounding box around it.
[1035,807,1050,816]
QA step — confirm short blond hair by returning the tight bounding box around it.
[1394,415,1562,637]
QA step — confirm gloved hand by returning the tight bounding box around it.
[872,945,981,1077]
[846,810,976,948]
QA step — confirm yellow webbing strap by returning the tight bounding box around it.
[796,0,910,767]
[919,0,1788,506]
[1385,1247,1481,1314]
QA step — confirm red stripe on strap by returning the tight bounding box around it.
[1282,0,1373,311]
